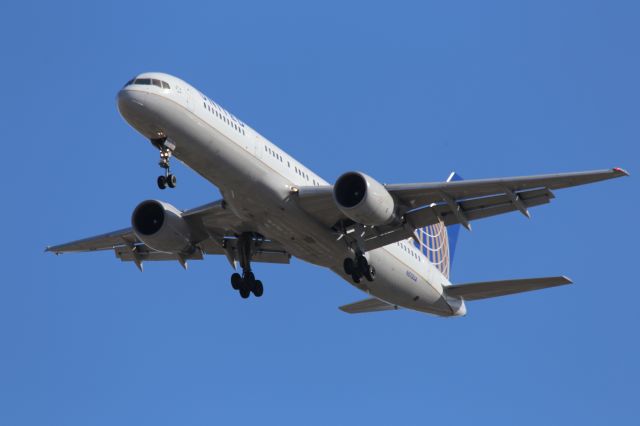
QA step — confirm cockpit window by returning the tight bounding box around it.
[128,78,171,90]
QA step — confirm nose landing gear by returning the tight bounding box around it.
[153,138,177,190]
[343,253,375,284]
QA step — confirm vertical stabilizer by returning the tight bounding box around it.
[413,171,463,279]
[445,171,463,269]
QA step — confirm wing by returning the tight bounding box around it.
[46,199,291,270]
[445,276,572,301]
[295,168,628,251]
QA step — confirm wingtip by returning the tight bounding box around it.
[561,275,573,284]
[613,167,629,177]
[45,246,64,255]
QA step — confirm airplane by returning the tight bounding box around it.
[47,72,629,316]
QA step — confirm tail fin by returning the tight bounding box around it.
[413,171,463,279]
[445,171,463,268]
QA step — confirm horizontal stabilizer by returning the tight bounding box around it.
[446,276,572,301]
[339,297,398,314]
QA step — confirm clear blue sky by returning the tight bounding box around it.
[1,1,638,425]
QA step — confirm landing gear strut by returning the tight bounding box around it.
[153,138,177,190]
[343,252,375,284]
[229,233,264,299]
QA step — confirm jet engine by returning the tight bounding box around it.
[333,171,397,226]
[131,200,193,253]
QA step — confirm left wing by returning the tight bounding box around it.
[295,168,628,251]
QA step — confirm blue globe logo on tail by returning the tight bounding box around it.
[412,172,463,279]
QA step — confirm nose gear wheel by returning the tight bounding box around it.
[153,139,177,190]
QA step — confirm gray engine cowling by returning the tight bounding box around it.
[333,171,397,226]
[131,200,193,253]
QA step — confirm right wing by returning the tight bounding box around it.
[46,199,291,269]
[445,276,572,301]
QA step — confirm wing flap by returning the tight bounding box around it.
[404,187,554,230]
[445,276,572,301]
[339,297,398,314]
[115,246,204,262]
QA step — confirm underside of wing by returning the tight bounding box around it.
[386,168,628,209]
[339,297,398,314]
[46,227,137,253]
[294,168,628,252]
[47,199,290,269]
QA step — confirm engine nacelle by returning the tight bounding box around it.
[333,171,397,226]
[131,200,193,253]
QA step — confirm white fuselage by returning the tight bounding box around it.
[117,72,466,317]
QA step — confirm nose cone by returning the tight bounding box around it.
[117,88,146,118]
[116,87,154,135]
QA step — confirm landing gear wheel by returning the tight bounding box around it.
[357,255,369,274]
[364,264,376,282]
[231,273,242,290]
[167,174,177,188]
[157,175,167,189]
[252,280,264,297]
[343,258,355,275]
[239,288,251,299]
[351,274,361,284]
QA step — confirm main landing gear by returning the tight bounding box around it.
[153,138,177,190]
[230,233,264,299]
[231,271,263,299]
[343,252,375,284]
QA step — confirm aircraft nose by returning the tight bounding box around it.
[117,88,145,111]
[116,88,148,123]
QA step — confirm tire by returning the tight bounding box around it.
[167,174,177,188]
[239,288,251,299]
[231,273,242,290]
[343,258,355,275]
[357,255,369,275]
[157,175,167,189]
[244,271,255,284]
[252,280,264,297]
[364,264,376,282]
[351,274,361,284]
